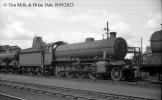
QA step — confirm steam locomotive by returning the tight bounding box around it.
[140,30,162,80]
[0,32,134,81]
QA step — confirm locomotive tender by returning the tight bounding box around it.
[0,32,134,81]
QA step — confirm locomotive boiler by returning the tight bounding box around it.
[0,52,18,61]
[55,34,127,60]
[0,48,19,72]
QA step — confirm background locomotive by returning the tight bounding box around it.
[0,45,20,72]
[140,30,162,80]
[0,32,134,81]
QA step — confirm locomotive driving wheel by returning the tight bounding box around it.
[88,72,98,80]
[76,66,85,78]
[55,65,64,77]
[77,72,85,78]
[65,65,74,78]
[111,67,123,81]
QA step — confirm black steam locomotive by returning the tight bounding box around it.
[140,30,162,80]
[0,32,134,81]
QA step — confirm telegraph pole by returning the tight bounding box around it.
[139,37,143,64]
[106,22,109,39]
[141,37,143,53]
[103,21,110,39]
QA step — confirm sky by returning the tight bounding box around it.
[0,0,162,54]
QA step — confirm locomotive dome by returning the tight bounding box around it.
[85,37,95,42]
[150,30,162,52]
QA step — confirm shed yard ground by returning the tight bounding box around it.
[0,73,161,100]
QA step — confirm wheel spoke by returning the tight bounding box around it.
[77,72,85,78]
[111,67,122,81]
[88,72,98,80]
[37,67,42,75]
[65,72,73,78]
[55,65,64,77]
[65,65,73,78]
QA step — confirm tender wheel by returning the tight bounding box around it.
[88,72,98,80]
[29,68,33,75]
[77,72,85,78]
[158,74,162,81]
[37,67,42,75]
[111,67,123,81]
[21,67,26,74]
[10,67,15,73]
[55,65,64,77]
[140,71,150,80]
[65,65,73,78]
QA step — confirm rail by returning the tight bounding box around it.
[0,93,25,100]
[0,79,158,100]
[1,73,161,89]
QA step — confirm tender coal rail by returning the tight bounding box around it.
[0,93,25,100]
[0,79,157,100]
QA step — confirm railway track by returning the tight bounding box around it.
[0,79,157,100]
[3,73,160,89]
[0,72,161,89]
[50,75,161,89]
[0,93,25,100]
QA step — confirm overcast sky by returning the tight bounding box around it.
[0,0,161,52]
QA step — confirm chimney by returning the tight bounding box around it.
[109,32,117,38]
